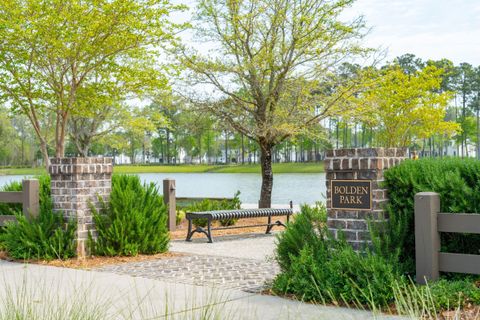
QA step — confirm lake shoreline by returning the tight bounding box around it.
[0,162,324,176]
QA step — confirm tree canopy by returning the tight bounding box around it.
[357,64,460,147]
[0,0,182,166]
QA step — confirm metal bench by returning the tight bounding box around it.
[185,206,293,243]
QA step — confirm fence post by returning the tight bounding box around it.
[22,179,39,219]
[415,192,440,284]
[163,179,176,231]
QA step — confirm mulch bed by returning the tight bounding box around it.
[0,250,182,269]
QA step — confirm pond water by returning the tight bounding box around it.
[0,173,326,205]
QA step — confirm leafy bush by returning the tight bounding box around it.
[274,202,480,315]
[373,158,480,275]
[0,175,76,260]
[275,202,326,271]
[185,191,241,227]
[273,205,395,305]
[90,174,169,256]
[273,204,398,307]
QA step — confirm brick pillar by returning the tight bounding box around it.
[48,157,113,257]
[325,148,407,250]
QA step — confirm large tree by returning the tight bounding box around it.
[0,0,181,167]
[178,0,369,207]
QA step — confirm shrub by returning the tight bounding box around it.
[373,158,480,275]
[275,202,326,271]
[273,204,399,308]
[90,174,169,256]
[0,175,76,260]
[185,191,241,227]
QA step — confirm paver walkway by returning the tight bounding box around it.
[98,254,279,292]
[98,233,280,293]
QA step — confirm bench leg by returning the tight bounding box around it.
[207,218,213,243]
[287,213,290,223]
[266,216,273,234]
[186,218,193,242]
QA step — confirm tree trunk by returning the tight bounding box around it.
[39,140,50,169]
[166,129,170,164]
[241,134,245,164]
[224,130,229,164]
[259,142,273,208]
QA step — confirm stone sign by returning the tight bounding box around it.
[331,180,371,210]
[325,148,407,250]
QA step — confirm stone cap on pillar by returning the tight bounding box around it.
[325,147,408,159]
[324,148,408,172]
[48,157,113,175]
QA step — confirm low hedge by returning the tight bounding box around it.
[373,158,480,275]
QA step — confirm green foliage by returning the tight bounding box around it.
[0,175,76,260]
[273,204,398,307]
[275,202,326,271]
[185,192,241,227]
[428,279,480,310]
[372,158,480,275]
[392,277,480,317]
[273,203,480,314]
[0,210,76,260]
[0,181,22,215]
[90,175,169,256]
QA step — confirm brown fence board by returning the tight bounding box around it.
[0,215,17,226]
[438,213,480,234]
[439,252,480,275]
[0,192,22,203]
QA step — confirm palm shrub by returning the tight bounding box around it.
[90,174,169,256]
[0,175,76,260]
[372,158,480,275]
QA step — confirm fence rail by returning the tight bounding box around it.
[415,192,480,284]
[0,179,39,226]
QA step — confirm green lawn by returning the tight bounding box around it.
[0,167,47,176]
[0,162,324,176]
[114,162,324,174]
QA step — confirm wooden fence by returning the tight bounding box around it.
[415,192,480,284]
[0,179,40,226]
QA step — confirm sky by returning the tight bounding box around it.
[173,0,480,66]
[345,0,480,65]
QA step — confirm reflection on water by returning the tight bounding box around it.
[0,173,326,205]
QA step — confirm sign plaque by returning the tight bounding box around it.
[331,180,372,210]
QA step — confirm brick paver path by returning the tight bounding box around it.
[97,254,280,293]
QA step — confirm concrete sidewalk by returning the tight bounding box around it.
[0,260,405,320]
